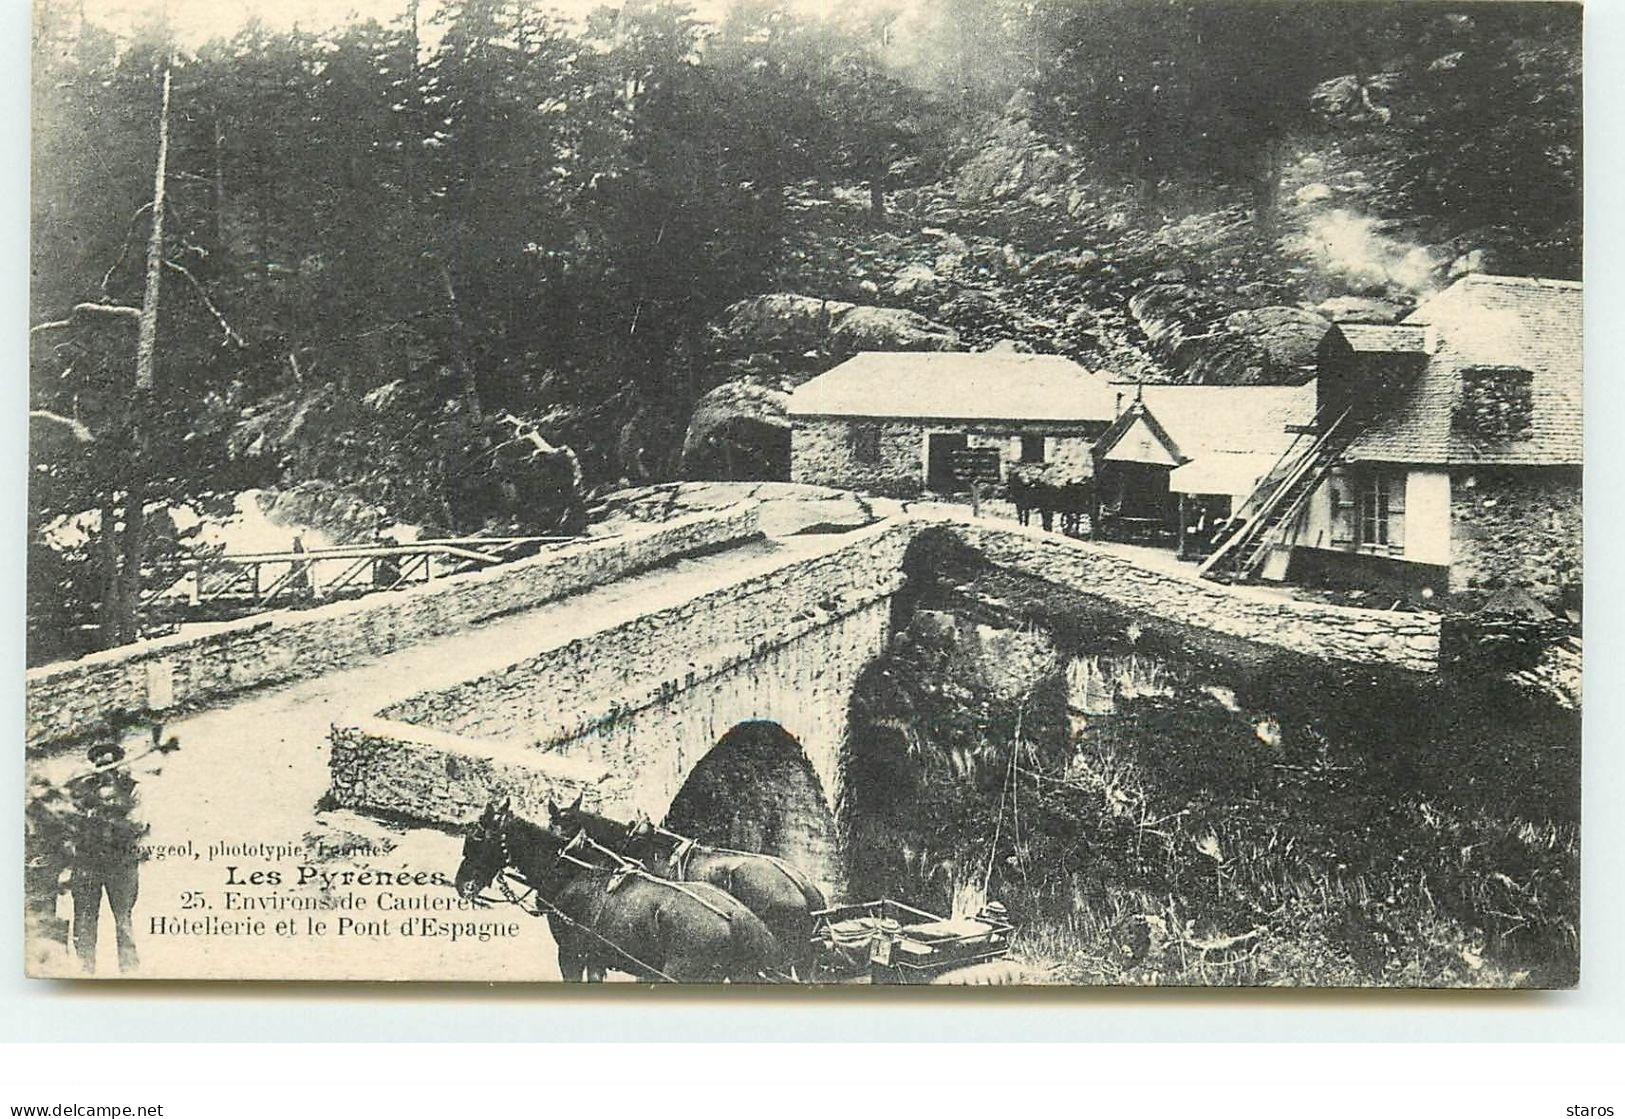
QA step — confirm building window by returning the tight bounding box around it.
[1328,470,1357,547]
[851,425,881,464]
[1356,473,1405,552]
[1455,365,1534,439]
[1020,434,1046,464]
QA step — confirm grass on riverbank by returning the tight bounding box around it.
[845,536,1579,988]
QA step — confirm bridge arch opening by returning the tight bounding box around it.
[662,720,844,896]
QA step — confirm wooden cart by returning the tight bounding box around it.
[809,899,1014,984]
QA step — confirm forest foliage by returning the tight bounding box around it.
[29,0,1580,660]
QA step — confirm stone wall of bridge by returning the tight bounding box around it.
[944,517,1441,673]
[329,600,890,899]
[26,503,762,749]
[328,717,610,827]
[329,511,1440,841]
[342,523,914,826]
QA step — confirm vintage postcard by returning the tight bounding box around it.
[25,0,1580,985]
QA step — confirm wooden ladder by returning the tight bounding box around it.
[1197,405,1354,583]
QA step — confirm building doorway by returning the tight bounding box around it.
[1097,461,1176,542]
[925,432,969,492]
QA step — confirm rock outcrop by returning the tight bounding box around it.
[680,381,792,482]
[709,293,959,364]
[1130,286,1331,385]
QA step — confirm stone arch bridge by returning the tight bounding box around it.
[28,489,1439,898]
[329,512,915,889]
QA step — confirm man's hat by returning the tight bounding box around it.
[87,740,125,767]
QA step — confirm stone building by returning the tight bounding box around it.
[787,351,1118,497]
[1282,274,1581,605]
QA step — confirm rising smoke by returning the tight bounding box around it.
[1288,208,1441,296]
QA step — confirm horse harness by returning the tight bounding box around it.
[479,823,683,982]
[478,821,759,984]
[562,830,735,923]
[650,827,812,897]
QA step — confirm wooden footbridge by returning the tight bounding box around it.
[141,536,571,614]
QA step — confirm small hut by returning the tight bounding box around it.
[1091,383,1317,549]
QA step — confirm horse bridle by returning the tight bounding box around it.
[473,820,603,911]
[471,818,541,911]
[468,808,744,980]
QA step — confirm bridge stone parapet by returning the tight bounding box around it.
[944,517,1441,673]
[328,717,609,827]
[327,510,1441,839]
[26,503,762,749]
[336,521,916,830]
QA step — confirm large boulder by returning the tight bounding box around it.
[1128,285,1337,386]
[680,380,791,482]
[1221,306,1333,369]
[828,304,960,353]
[1128,283,1211,357]
[889,263,942,298]
[709,294,852,358]
[952,118,1074,206]
[1155,303,1331,386]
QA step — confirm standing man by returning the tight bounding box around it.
[66,736,147,974]
[290,533,313,599]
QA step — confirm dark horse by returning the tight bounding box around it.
[454,797,782,983]
[1008,469,1093,536]
[548,796,827,977]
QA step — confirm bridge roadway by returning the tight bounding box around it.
[42,529,860,981]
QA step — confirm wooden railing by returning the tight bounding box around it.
[140,536,573,612]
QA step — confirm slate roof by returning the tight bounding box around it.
[1092,383,1316,497]
[1344,274,1582,466]
[787,352,1120,423]
[1169,451,1286,497]
[1336,323,1430,354]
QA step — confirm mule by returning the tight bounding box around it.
[547,795,827,978]
[454,797,782,983]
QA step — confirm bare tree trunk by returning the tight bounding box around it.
[135,68,171,392]
[103,65,171,647]
[116,482,146,646]
[96,491,122,646]
[405,0,421,210]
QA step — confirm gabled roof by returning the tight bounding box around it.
[1095,401,1182,466]
[787,352,1119,423]
[1344,274,1581,466]
[1335,323,1430,354]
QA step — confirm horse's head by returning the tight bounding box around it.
[545,792,585,835]
[454,796,513,900]
[622,810,659,856]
